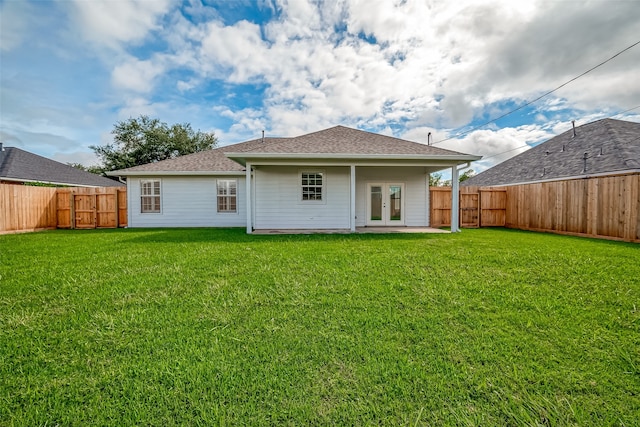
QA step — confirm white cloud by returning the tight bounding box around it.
[4,0,639,167]
[69,0,174,49]
[111,57,166,93]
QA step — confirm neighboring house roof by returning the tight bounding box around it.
[110,125,480,176]
[0,145,124,187]
[463,118,640,187]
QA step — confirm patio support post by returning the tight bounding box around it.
[246,162,252,234]
[350,165,356,232]
[451,165,460,232]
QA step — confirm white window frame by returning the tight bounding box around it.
[140,179,161,213]
[217,179,238,213]
[300,170,325,204]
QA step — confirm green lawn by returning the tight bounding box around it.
[1,228,638,426]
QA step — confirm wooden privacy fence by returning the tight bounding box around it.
[505,174,640,242]
[430,173,640,242]
[57,187,127,229]
[0,184,126,234]
[0,185,58,233]
[430,186,507,228]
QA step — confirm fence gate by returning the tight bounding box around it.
[56,188,126,229]
[460,192,479,228]
[74,194,97,229]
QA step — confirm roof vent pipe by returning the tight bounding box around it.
[572,120,577,138]
[427,132,432,146]
[583,152,588,172]
[262,130,265,143]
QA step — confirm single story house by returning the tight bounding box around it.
[109,126,481,233]
[0,143,123,187]
[463,118,640,187]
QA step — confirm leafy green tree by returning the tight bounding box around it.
[90,115,218,172]
[459,169,475,183]
[429,172,444,187]
[430,169,475,187]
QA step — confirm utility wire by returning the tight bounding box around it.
[433,40,640,145]
[476,104,640,163]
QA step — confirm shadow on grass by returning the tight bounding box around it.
[112,227,453,244]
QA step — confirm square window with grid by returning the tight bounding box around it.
[301,172,323,201]
[217,180,237,212]
[140,180,161,213]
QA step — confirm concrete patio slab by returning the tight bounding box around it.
[252,227,449,235]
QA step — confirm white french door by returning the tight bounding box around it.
[366,183,405,226]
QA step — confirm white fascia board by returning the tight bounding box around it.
[225,152,482,165]
[106,170,245,177]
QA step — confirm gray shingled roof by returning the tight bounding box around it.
[111,125,477,175]
[109,138,268,174]
[228,125,468,155]
[0,146,124,187]
[462,119,640,187]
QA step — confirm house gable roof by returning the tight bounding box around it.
[110,125,481,176]
[228,125,468,156]
[0,146,124,187]
[463,118,640,187]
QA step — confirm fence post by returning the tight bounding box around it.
[70,190,75,230]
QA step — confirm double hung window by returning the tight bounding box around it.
[301,172,323,201]
[217,179,237,213]
[140,180,161,213]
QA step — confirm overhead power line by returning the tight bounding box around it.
[433,40,640,145]
[476,105,640,163]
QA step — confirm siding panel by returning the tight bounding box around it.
[254,166,350,229]
[128,176,246,228]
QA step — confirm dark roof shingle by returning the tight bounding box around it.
[463,119,640,186]
[0,147,124,187]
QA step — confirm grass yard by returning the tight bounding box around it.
[1,228,638,426]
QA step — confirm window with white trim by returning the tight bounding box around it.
[217,179,237,213]
[301,171,323,201]
[140,180,161,213]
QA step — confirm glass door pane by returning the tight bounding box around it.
[370,186,382,221]
[389,185,402,221]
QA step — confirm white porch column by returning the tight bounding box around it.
[350,165,356,232]
[246,163,252,234]
[451,165,460,233]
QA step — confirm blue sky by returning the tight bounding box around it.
[1,0,639,174]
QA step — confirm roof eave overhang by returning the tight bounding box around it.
[106,170,246,177]
[225,152,482,166]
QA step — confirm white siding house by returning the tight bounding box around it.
[110,126,481,233]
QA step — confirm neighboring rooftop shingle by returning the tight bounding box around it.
[0,146,124,187]
[463,119,640,186]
